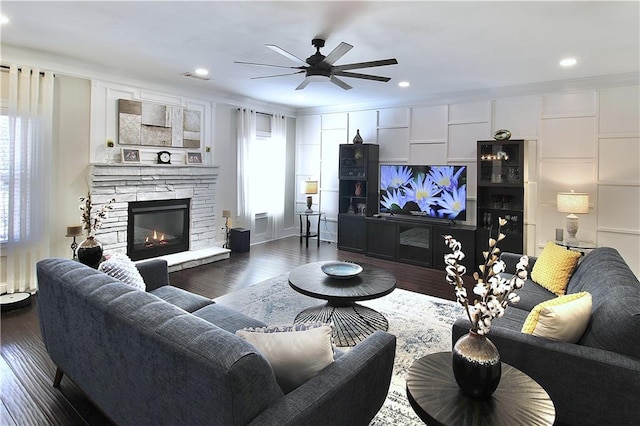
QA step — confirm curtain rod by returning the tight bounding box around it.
[236,108,290,119]
[1,64,52,77]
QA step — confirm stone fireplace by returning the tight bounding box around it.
[127,198,191,261]
[88,164,220,261]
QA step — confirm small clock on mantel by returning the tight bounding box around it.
[157,151,171,164]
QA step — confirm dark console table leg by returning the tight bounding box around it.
[299,214,303,245]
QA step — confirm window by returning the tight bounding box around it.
[0,114,12,243]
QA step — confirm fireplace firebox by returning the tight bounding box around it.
[127,198,190,261]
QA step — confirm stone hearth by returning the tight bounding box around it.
[88,164,229,268]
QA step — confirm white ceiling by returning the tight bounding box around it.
[2,1,639,111]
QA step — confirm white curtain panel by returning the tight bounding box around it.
[269,114,286,237]
[5,65,54,293]
[236,108,256,231]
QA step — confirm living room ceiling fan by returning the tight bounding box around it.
[235,38,398,90]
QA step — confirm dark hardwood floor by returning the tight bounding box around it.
[1,236,473,425]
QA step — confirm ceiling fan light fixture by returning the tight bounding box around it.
[559,57,577,67]
[194,68,209,76]
[398,81,410,88]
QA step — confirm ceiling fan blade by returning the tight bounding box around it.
[330,76,353,90]
[319,42,353,68]
[295,77,313,90]
[333,71,391,82]
[334,58,398,71]
[251,70,305,80]
[234,60,305,70]
[266,44,308,66]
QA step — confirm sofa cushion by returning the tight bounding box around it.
[236,323,334,393]
[192,303,266,333]
[507,277,556,311]
[149,286,213,312]
[98,253,146,290]
[531,241,581,296]
[522,292,592,343]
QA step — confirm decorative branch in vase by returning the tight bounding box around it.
[443,217,529,398]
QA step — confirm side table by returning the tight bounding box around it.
[554,240,597,255]
[297,211,323,248]
[406,352,555,425]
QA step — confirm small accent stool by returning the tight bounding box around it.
[230,228,250,253]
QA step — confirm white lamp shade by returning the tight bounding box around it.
[557,192,589,214]
[304,180,318,195]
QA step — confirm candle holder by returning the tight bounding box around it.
[66,225,84,260]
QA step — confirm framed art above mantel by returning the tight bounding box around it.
[118,99,201,148]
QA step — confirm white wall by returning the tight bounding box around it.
[296,87,640,277]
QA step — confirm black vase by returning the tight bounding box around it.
[77,236,103,269]
[452,330,501,399]
[353,129,363,144]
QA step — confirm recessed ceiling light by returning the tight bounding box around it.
[0,15,9,25]
[194,68,209,76]
[560,58,577,67]
[398,81,410,88]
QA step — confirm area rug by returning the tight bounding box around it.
[215,273,465,425]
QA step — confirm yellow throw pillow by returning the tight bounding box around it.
[522,292,592,342]
[531,241,581,295]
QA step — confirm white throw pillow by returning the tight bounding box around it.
[98,253,146,291]
[521,292,592,343]
[236,323,334,393]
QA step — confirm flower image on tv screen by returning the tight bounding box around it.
[379,164,467,221]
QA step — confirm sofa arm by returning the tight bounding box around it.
[453,318,640,426]
[248,331,396,426]
[135,259,170,291]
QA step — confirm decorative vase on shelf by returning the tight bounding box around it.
[77,236,104,269]
[353,129,363,144]
[452,330,501,399]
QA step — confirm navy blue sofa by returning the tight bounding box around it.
[36,258,396,426]
[453,247,640,426]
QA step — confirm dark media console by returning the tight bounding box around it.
[338,214,476,271]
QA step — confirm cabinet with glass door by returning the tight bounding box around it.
[477,139,525,254]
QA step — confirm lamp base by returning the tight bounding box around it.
[306,195,314,213]
[565,214,579,242]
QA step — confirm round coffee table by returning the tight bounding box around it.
[406,352,556,425]
[288,261,396,346]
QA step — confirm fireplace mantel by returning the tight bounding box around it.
[88,164,220,255]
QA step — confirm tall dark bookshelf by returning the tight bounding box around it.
[337,144,379,252]
[476,139,525,254]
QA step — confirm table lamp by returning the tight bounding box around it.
[304,180,318,213]
[222,210,231,248]
[557,190,589,242]
[66,225,84,259]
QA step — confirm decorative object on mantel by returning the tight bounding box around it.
[157,150,172,164]
[65,225,84,260]
[186,152,202,164]
[121,148,141,163]
[105,139,115,164]
[557,190,589,243]
[493,129,512,140]
[444,217,529,398]
[353,129,363,144]
[118,99,201,148]
[304,180,318,213]
[77,192,116,268]
[222,210,232,249]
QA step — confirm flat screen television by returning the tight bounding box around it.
[379,164,467,221]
